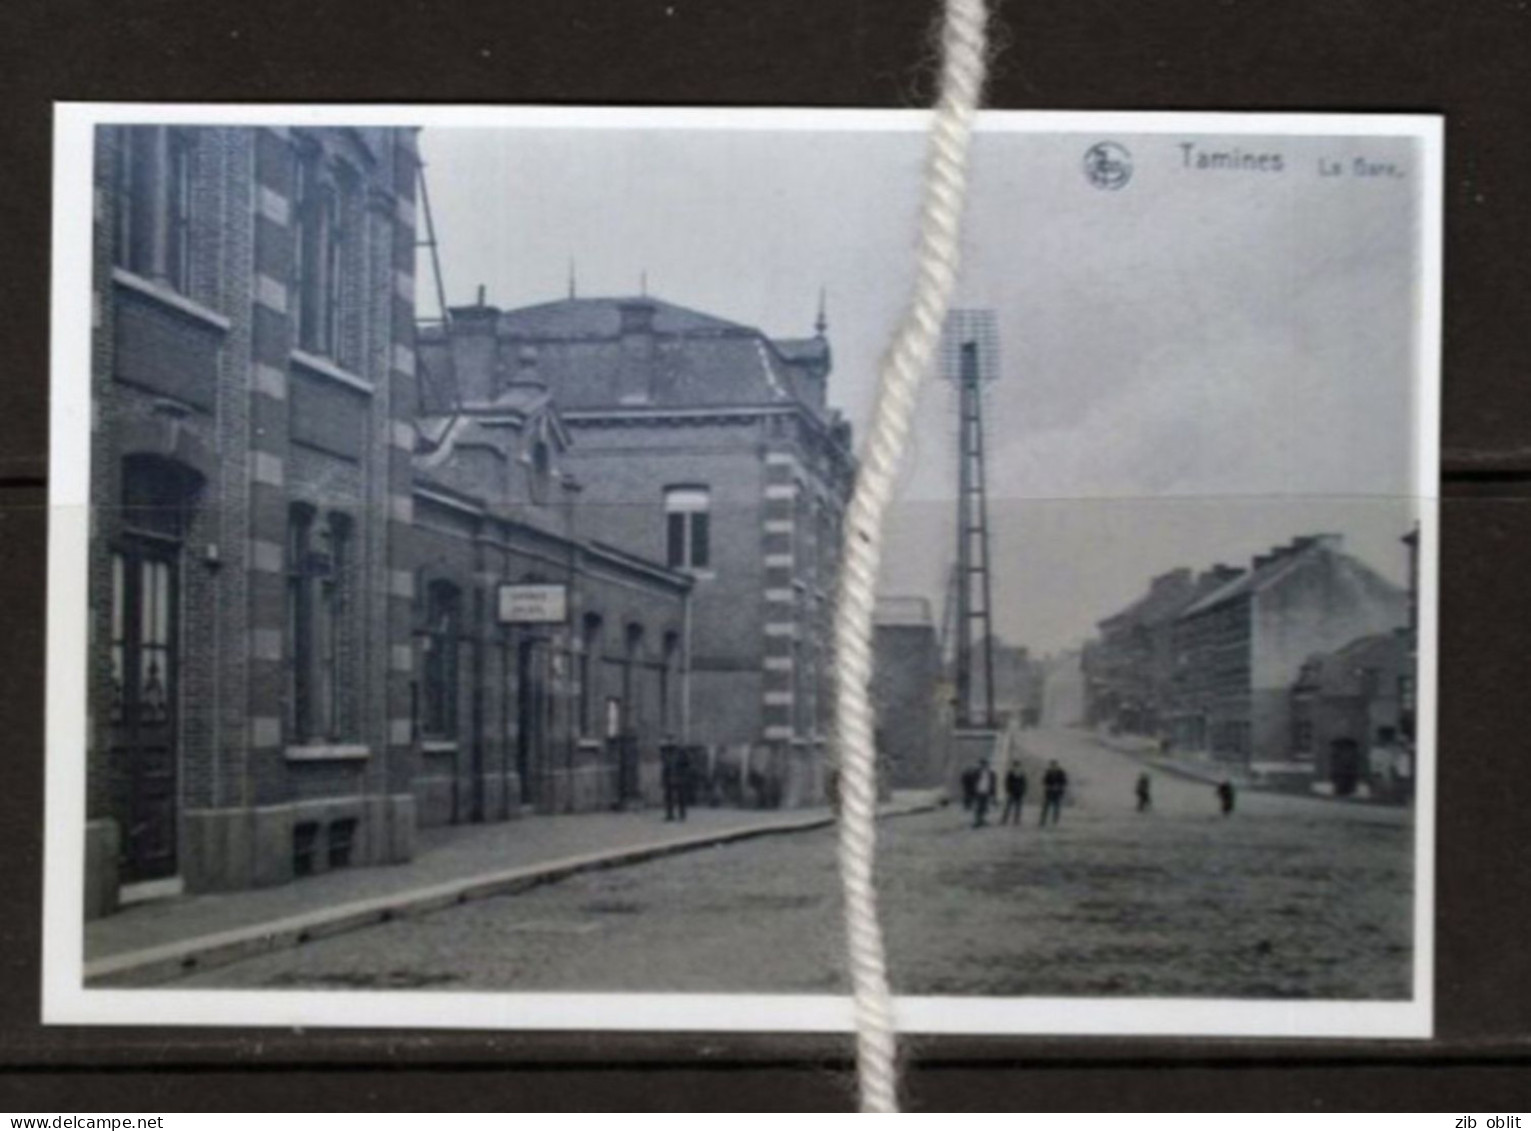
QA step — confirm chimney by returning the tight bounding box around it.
[446,299,500,405]
[1151,567,1192,592]
[1203,563,1242,586]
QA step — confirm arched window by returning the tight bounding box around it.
[664,485,710,570]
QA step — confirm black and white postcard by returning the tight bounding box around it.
[44,106,1441,1037]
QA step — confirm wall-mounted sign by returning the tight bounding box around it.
[497,583,568,625]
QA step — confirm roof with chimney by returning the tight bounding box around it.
[495,296,749,339]
[1100,570,1193,633]
[1182,534,1346,617]
[416,293,838,422]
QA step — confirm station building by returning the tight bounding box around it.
[417,293,857,807]
[408,324,691,824]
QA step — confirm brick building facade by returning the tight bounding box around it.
[1163,535,1408,766]
[88,125,423,916]
[409,335,690,823]
[418,294,856,807]
[1085,565,1239,736]
[85,127,695,920]
[1289,630,1413,796]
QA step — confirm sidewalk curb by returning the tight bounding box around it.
[85,799,939,988]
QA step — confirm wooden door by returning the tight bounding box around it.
[108,543,180,884]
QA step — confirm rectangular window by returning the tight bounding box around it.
[664,486,710,571]
[324,191,345,362]
[114,126,196,296]
[580,615,602,737]
[294,152,352,364]
[327,818,358,869]
[288,508,351,743]
[317,517,349,739]
[113,128,140,272]
[422,582,461,739]
[166,130,194,294]
[287,506,314,741]
[294,157,317,350]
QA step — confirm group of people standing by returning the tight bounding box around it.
[961,758,1240,827]
[962,758,1069,828]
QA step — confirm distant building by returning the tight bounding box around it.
[1290,631,1413,797]
[417,293,856,806]
[873,597,953,788]
[1040,650,1087,728]
[1084,566,1237,736]
[980,638,1043,728]
[1164,534,1408,766]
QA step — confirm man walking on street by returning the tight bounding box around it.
[960,761,980,811]
[1001,763,1028,826]
[1040,759,1068,826]
[1135,771,1152,813]
[972,758,998,828]
[1216,778,1236,817]
[661,741,690,822]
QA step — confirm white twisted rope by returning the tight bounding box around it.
[833,0,988,1113]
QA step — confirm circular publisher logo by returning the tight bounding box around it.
[1083,142,1133,190]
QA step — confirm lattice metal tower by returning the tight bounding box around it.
[942,309,999,730]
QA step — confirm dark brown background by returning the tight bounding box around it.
[2,0,1529,1112]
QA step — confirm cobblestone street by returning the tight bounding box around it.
[179,729,1413,999]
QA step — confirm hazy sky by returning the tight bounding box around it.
[419,120,1426,653]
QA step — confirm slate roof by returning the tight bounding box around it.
[1183,544,1323,617]
[1100,575,1201,633]
[496,297,749,339]
[1295,632,1409,697]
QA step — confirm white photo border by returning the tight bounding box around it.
[44,103,1443,1038]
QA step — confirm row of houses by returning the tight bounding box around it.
[1083,532,1418,794]
[87,124,854,916]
